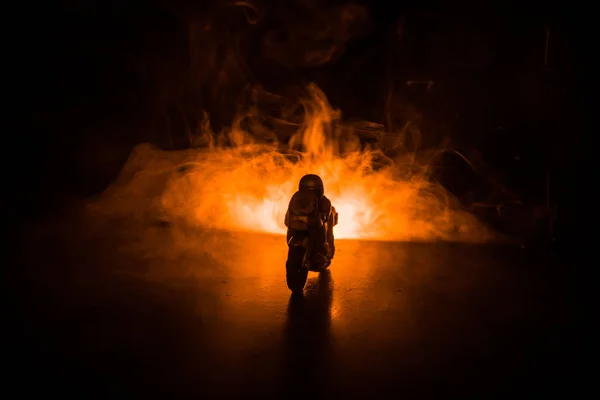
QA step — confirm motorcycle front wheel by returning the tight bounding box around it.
[286,246,309,294]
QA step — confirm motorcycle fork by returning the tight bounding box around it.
[288,236,311,270]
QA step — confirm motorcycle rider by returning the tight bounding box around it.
[284,174,336,260]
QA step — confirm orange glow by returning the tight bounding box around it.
[98,84,493,243]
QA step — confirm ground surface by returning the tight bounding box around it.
[8,209,577,397]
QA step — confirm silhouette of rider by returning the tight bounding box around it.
[284,174,336,259]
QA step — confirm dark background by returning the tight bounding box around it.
[6,1,584,396]
[13,0,579,246]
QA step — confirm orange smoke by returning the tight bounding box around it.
[94,84,493,242]
[157,84,492,242]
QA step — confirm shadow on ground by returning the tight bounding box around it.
[279,270,334,394]
[6,211,578,396]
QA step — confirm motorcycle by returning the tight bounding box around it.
[285,208,338,295]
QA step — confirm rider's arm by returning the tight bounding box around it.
[330,205,338,226]
[319,196,332,222]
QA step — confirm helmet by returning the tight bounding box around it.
[299,174,324,198]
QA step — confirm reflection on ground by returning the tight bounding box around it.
[281,270,334,394]
[10,216,575,396]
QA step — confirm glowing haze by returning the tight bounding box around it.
[95,84,493,242]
